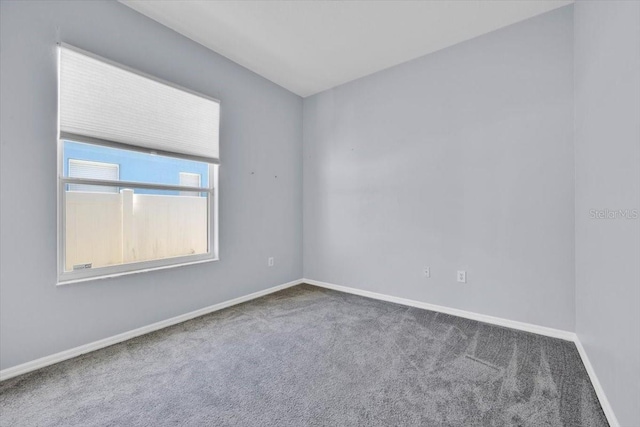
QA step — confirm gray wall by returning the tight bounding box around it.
[303,7,575,331]
[574,1,640,425]
[0,0,303,370]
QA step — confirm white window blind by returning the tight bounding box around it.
[59,45,220,162]
[68,159,119,193]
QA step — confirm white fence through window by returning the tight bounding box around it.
[65,189,207,271]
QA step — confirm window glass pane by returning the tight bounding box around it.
[68,159,119,193]
[179,172,202,197]
[63,140,209,190]
[64,185,209,272]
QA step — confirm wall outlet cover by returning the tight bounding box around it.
[457,271,466,283]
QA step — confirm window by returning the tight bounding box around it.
[179,172,202,197]
[68,159,119,193]
[58,45,220,284]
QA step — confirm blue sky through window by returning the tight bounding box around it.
[63,141,209,195]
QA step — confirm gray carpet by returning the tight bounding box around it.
[0,284,608,426]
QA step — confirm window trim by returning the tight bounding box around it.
[56,137,219,286]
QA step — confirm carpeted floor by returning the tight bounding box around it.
[0,284,608,426]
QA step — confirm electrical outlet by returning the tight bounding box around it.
[457,271,466,283]
[268,257,274,267]
[424,267,430,278]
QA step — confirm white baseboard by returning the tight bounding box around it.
[303,278,619,427]
[303,278,575,341]
[573,337,620,427]
[0,279,303,382]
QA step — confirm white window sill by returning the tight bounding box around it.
[56,257,219,286]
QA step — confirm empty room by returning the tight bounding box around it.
[0,0,638,426]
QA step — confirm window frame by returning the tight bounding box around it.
[56,44,221,285]
[57,135,219,285]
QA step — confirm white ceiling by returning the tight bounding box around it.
[120,0,573,97]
